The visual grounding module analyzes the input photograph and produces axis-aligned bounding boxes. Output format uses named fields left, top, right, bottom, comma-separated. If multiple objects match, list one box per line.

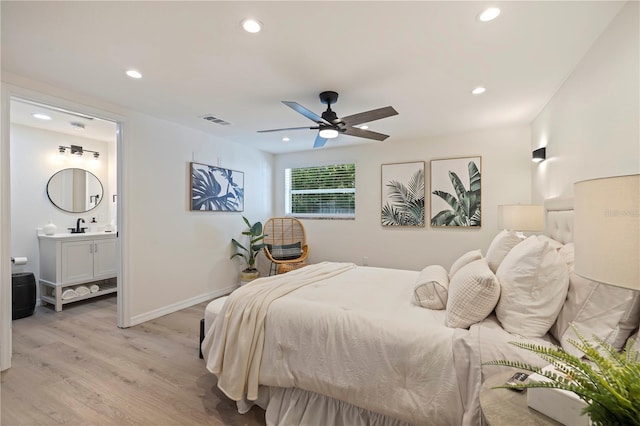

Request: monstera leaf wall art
left=430, top=156, right=481, bottom=227
left=190, top=162, right=244, bottom=212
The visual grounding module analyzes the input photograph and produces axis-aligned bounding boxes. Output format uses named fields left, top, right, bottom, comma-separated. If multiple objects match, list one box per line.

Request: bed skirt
left=238, top=386, right=413, bottom=426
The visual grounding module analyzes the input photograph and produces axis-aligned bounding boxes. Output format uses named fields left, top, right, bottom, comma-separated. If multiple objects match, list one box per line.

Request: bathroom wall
left=9, top=123, right=116, bottom=293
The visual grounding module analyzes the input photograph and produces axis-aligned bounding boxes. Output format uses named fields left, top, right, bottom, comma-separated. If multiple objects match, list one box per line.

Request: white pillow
left=445, top=259, right=500, bottom=329
left=413, top=265, right=449, bottom=310
left=449, top=249, right=483, bottom=278
left=550, top=243, right=640, bottom=356
left=485, top=230, right=524, bottom=273
left=537, top=235, right=564, bottom=251
left=495, top=236, right=569, bottom=338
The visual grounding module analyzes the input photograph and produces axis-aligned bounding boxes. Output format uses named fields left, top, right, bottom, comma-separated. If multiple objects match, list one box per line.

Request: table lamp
left=497, top=204, right=544, bottom=234
left=574, top=174, right=639, bottom=291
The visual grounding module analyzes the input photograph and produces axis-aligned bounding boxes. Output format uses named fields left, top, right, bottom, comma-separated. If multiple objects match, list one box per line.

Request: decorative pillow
left=485, top=230, right=525, bottom=273
left=445, top=259, right=500, bottom=329
left=495, top=236, right=569, bottom=338
left=550, top=243, right=640, bottom=356
left=413, top=265, right=449, bottom=310
left=449, top=249, right=483, bottom=278
left=536, top=235, right=564, bottom=251
left=267, top=242, right=302, bottom=260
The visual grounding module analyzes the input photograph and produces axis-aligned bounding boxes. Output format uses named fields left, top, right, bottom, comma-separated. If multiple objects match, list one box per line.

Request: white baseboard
left=128, top=285, right=237, bottom=327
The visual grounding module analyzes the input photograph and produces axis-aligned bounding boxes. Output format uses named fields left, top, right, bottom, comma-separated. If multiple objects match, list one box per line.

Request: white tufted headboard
left=544, top=197, right=574, bottom=244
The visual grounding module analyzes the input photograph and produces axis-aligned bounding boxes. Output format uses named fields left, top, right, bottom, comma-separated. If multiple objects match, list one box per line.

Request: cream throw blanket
left=202, top=261, right=356, bottom=401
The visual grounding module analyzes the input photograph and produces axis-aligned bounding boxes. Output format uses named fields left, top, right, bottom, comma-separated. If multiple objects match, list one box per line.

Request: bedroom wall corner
left=531, top=1, right=640, bottom=202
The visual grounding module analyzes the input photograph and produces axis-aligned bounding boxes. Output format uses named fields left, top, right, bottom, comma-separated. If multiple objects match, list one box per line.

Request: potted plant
left=230, top=216, right=267, bottom=282
left=485, top=325, right=640, bottom=425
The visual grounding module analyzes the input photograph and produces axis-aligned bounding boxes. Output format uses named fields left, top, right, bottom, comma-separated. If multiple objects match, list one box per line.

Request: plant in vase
left=230, top=216, right=267, bottom=282
left=485, top=325, right=640, bottom=426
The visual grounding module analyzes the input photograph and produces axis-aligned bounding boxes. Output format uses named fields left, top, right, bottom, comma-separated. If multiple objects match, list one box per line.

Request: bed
left=200, top=199, right=640, bottom=425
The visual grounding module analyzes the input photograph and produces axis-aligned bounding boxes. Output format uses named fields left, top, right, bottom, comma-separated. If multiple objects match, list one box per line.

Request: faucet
left=76, top=218, right=85, bottom=233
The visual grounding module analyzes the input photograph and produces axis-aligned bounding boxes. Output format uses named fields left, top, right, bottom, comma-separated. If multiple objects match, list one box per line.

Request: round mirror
left=47, top=168, right=104, bottom=213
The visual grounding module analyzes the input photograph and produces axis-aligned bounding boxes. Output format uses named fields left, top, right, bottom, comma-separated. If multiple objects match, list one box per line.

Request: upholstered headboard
left=545, top=197, right=574, bottom=244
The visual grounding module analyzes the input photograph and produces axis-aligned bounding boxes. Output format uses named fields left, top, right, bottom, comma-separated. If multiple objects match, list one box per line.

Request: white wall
left=532, top=1, right=639, bottom=201
left=124, top=111, right=273, bottom=323
left=275, top=125, right=532, bottom=271
left=9, top=124, right=114, bottom=292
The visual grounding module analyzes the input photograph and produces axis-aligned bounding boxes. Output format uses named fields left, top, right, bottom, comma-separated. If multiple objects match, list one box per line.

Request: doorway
left=8, top=96, right=121, bottom=343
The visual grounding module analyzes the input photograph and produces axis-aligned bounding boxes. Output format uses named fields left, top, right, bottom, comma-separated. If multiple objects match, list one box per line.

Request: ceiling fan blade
left=340, top=106, right=398, bottom=127
left=282, top=101, right=331, bottom=125
left=342, top=126, right=390, bottom=141
left=257, top=126, right=315, bottom=133
left=313, top=134, right=328, bottom=148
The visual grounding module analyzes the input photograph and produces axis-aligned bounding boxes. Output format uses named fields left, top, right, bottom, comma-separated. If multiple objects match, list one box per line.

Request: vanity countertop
left=37, top=231, right=117, bottom=240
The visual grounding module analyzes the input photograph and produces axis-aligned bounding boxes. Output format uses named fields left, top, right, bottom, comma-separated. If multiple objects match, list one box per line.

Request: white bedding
left=202, top=262, right=553, bottom=425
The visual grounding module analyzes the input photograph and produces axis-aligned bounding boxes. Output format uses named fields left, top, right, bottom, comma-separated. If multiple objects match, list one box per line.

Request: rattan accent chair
left=263, top=217, right=309, bottom=275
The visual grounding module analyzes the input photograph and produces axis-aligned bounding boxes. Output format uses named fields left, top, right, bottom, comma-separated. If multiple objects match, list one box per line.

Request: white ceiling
left=1, top=1, right=625, bottom=154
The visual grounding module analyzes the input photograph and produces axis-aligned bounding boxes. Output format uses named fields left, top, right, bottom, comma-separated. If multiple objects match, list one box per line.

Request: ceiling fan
left=258, top=91, right=398, bottom=148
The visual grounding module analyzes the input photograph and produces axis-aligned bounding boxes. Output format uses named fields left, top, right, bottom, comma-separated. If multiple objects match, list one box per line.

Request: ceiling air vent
left=201, top=115, right=231, bottom=126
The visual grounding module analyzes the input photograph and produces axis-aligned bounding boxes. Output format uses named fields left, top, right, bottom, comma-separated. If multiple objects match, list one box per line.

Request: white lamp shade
left=574, top=174, right=639, bottom=290
left=497, top=205, right=544, bottom=232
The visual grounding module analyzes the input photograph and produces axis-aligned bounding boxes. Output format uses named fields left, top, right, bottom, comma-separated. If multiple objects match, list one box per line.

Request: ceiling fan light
left=318, top=128, right=339, bottom=139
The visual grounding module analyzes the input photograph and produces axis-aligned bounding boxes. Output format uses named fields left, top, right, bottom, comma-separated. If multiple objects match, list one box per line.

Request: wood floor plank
left=1, top=296, right=266, bottom=425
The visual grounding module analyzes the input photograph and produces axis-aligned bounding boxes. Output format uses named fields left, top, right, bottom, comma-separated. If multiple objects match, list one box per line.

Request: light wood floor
left=1, top=295, right=266, bottom=425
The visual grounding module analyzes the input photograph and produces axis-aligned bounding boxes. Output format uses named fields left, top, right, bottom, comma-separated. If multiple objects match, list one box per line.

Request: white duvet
left=202, top=262, right=552, bottom=425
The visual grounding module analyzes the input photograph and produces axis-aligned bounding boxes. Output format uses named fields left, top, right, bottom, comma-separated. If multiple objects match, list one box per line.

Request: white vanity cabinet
left=38, top=232, right=117, bottom=311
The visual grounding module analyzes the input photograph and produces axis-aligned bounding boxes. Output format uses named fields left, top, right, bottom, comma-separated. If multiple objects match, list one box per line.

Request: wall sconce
left=532, top=147, right=546, bottom=163
left=58, top=144, right=100, bottom=159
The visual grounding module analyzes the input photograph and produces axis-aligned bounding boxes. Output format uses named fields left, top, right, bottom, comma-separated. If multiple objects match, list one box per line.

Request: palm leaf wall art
left=190, top=162, right=244, bottom=211
left=381, top=161, right=425, bottom=226
left=430, top=156, right=481, bottom=227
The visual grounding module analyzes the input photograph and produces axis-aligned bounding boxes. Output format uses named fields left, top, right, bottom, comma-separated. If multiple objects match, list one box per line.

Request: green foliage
left=485, top=324, right=640, bottom=426
left=431, top=161, right=481, bottom=226
left=230, top=216, right=266, bottom=272
left=381, top=168, right=425, bottom=226
left=191, top=165, right=243, bottom=211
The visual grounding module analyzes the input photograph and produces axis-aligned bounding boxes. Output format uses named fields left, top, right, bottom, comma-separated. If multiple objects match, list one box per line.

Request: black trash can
left=12, top=272, right=36, bottom=320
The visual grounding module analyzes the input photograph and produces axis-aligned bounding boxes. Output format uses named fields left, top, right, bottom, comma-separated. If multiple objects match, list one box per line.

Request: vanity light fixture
left=58, top=144, right=100, bottom=159
left=532, top=147, right=546, bottom=163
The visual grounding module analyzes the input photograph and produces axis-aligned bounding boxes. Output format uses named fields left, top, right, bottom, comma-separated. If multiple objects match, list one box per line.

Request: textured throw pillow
left=413, top=265, right=449, bottom=310
left=495, top=236, right=569, bottom=338
left=268, top=242, right=302, bottom=260
left=449, top=249, right=483, bottom=278
left=445, top=259, right=500, bottom=329
left=550, top=243, right=640, bottom=356
left=485, top=230, right=525, bottom=273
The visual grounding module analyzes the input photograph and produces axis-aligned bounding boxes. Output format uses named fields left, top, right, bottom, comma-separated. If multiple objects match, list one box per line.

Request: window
left=285, top=163, right=355, bottom=219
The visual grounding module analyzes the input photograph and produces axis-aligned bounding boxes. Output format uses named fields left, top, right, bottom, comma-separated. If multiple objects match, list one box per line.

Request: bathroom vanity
left=38, top=232, right=117, bottom=311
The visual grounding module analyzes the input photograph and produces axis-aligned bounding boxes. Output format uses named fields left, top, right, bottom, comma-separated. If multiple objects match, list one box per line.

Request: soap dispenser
left=90, top=217, right=98, bottom=232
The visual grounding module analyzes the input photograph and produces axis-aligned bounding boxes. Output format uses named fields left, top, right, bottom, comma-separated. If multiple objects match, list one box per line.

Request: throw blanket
left=202, top=261, right=356, bottom=401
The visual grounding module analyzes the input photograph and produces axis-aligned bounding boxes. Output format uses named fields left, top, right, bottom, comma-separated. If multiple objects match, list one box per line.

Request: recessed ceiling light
left=479, top=7, right=501, bottom=22
left=241, top=18, right=262, bottom=33
left=126, top=69, right=142, bottom=79
left=282, top=137, right=290, bottom=142
left=471, top=86, right=486, bottom=95
left=359, top=125, right=369, bottom=130
left=32, top=113, right=51, bottom=120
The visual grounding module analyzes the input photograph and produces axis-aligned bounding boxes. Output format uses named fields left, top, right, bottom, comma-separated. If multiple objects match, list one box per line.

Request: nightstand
left=480, top=371, right=562, bottom=425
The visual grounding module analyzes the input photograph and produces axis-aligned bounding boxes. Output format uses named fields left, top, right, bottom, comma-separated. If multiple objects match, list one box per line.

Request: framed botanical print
left=381, top=161, right=425, bottom=227
left=190, top=162, right=244, bottom=211
left=430, top=156, right=481, bottom=227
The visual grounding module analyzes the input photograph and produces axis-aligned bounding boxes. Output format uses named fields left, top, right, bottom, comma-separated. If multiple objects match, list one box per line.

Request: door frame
left=1, top=81, right=130, bottom=370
